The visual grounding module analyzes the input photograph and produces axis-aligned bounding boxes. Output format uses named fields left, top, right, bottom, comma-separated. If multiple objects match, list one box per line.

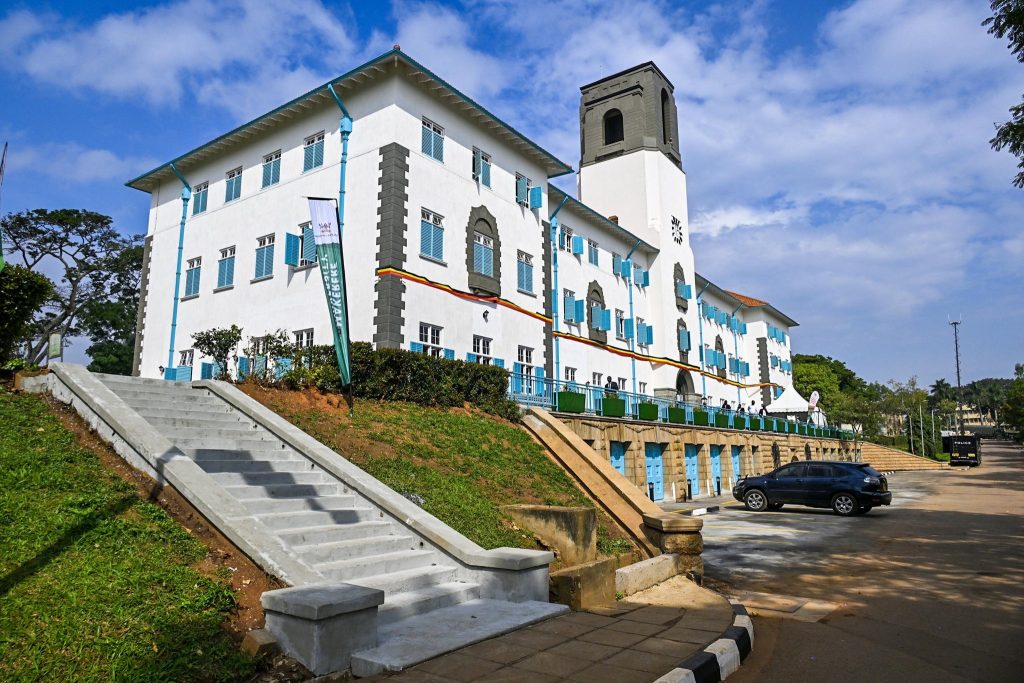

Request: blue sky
left=1, top=0, right=1021, bottom=385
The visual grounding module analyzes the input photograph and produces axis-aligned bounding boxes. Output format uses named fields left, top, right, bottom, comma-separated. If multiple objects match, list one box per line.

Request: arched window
left=715, top=335, right=726, bottom=379
left=603, top=109, right=624, bottom=145
left=661, top=89, right=670, bottom=144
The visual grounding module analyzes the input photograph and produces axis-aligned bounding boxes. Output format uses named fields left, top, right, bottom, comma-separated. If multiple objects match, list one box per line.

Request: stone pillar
left=642, top=514, right=704, bottom=577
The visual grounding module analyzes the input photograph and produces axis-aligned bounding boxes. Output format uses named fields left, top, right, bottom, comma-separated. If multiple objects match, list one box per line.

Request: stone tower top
left=578, top=62, right=681, bottom=169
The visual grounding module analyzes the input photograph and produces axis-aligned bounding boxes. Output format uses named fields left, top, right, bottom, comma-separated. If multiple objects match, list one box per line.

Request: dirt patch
left=41, top=394, right=283, bottom=639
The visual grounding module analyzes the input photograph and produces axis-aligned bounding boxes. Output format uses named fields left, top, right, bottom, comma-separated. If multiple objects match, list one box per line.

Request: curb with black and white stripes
left=654, top=603, right=754, bottom=683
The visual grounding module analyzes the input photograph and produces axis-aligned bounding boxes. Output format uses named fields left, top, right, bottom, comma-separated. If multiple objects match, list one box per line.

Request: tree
left=191, top=325, right=243, bottom=380
left=929, top=378, right=955, bottom=407
left=0, top=209, right=142, bottom=364
left=1002, top=378, right=1024, bottom=442
left=81, top=245, right=144, bottom=375
left=983, top=0, right=1024, bottom=187
left=792, top=360, right=842, bottom=411
left=0, top=265, right=53, bottom=363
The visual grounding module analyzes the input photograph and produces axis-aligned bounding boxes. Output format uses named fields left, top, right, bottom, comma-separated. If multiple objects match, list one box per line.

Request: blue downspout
left=327, top=84, right=353, bottom=237
left=167, top=163, right=191, bottom=376
left=549, top=196, right=570, bottom=391
left=731, top=304, right=743, bottom=405
left=625, top=240, right=641, bottom=398
left=696, top=282, right=711, bottom=398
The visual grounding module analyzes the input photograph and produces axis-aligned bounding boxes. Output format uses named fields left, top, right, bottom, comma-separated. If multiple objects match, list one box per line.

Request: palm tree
left=929, top=378, right=954, bottom=405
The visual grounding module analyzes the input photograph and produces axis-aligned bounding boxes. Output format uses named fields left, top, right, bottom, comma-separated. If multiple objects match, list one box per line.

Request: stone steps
left=242, top=495, right=358, bottom=515
left=293, top=535, right=419, bottom=564
left=278, top=522, right=397, bottom=546
left=208, top=470, right=334, bottom=486
left=198, top=458, right=320, bottom=474
left=254, top=507, right=381, bottom=531
left=376, top=582, right=482, bottom=626
left=315, top=550, right=439, bottom=581
left=348, top=566, right=460, bottom=596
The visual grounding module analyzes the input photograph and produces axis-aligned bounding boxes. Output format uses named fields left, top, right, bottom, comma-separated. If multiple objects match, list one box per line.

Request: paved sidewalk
left=659, top=492, right=734, bottom=514
left=367, top=576, right=735, bottom=682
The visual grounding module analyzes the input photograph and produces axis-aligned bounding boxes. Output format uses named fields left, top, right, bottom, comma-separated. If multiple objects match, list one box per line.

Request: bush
left=281, top=342, right=521, bottom=422
left=0, top=265, right=54, bottom=363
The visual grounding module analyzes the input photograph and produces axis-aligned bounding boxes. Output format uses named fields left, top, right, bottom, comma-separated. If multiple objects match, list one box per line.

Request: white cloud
left=7, top=143, right=157, bottom=184
left=0, top=1, right=355, bottom=119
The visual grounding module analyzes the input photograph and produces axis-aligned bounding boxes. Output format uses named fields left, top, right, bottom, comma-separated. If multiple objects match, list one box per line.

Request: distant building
left=128, top=49, right=797, bottom=409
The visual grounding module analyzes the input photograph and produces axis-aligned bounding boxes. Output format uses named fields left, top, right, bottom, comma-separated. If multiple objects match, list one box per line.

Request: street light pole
left=950, top=319, right=963, bottom=435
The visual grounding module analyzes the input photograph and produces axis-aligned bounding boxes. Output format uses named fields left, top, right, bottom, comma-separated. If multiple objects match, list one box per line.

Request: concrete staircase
left=858, top=441, right=947, bottom=471
left=28, top=365, right=563, bottom=676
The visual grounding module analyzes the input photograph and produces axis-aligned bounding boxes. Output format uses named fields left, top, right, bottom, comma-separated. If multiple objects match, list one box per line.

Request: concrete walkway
left=368, top=576, right=736, bottom=682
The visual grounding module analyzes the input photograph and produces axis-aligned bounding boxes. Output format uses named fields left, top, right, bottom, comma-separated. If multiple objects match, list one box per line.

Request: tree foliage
left=984, top=0, right=1024, bottom=187
left=192, top=326, right=243, bottom=380
left=0, top=265, right=54, bottom=363
left=0, top=209, right=142, bottom=364
left=82, top=245, right=144, bottom=375
left=1002, top=378, right=1024, bottom=441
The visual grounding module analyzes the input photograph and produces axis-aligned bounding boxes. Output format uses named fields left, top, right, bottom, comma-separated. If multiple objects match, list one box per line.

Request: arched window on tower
left=603, top=109, right=624, bottom=145
left=661, top=89, right=670, bottom=144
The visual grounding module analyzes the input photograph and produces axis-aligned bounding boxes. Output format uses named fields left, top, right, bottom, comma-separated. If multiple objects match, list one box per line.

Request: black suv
left=733, top=461, right=892, bottom=516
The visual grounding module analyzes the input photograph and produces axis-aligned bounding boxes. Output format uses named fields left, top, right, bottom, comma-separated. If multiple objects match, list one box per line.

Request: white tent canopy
left=765, top=385, right=810, bottom=413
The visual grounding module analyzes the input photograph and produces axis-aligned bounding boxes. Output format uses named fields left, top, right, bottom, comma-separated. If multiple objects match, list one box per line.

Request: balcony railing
left=509, top=374, right=853, bottom=440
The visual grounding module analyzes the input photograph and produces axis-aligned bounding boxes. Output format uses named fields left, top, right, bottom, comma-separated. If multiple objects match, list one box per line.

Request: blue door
left=710, top=445, right=723, bottom=496
left=731, top=445, right=742, bottom=482
left=684, top=444, right=699, bottom=498
left=610, top=441, right=626, bottom=476
left=644, top=443, right=664, bottom=501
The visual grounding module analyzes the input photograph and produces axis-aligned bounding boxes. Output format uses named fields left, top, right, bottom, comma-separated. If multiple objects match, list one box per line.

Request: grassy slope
left=0, top=387, right=255, bottom=683
left=242, top=386, right=634, bottom=554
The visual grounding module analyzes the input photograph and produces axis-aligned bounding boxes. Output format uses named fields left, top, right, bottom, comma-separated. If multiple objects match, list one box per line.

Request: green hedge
left=637, top=402, right=659, bottom=422
left=282, top=342, right=520, bottom=420
left=557, top=391, right=585, bottom=414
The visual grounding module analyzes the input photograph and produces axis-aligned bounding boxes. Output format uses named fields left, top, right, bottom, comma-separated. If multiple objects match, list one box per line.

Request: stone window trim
left=464, top=205, right=501, bottom=296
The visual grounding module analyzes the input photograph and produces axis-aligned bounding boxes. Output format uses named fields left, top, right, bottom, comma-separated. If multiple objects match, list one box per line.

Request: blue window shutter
left=237, top=357, right=250, bottom=380
left=493, top=358, right=504, bottom=368
left=433, top=132, right=444, bottom=162
left=217, top=260, right=227, bottom=288
left=304, top=144, right=315, bottom=171
left=642, top=270, right=650, bottom=287
left=467, top=352, right=477, bottom=363
left=512, top=363, right=523, bottom=393
left=431, top=225, right=443, bottom=260
left=285, top=233, right=300, bottom=267
left=443, top=348, right=454, bottom=360
left=534, top=367, right=545, bottom=397
left=601, top=308, right=611, bottom=331
left=265, top=244, right=275, bottom=275
left=483, top=245, right=494, bottom=277
left=313, top=140, right=324, bottom=168
left=646, top=325, right=654, bottom=345
left=420, top=220, right=431, bottom=256
left=571, top=235, right=584, bottom=255
left=620, top=259, right=632, bottom=278
left=563, top=295, right=575, bottom=321
left=410, top=342, right=423, bottom=353
left=612, top=253, right=621, bottom=275
left=200, top=362, right=213, bottom=380
left=303, top=224, right=317, bottom=263
left=275, top=358, right=292, bottom=379
left=254, top=356, right=267, bottom=374
left=684, top=284, right=692, bottom=298
left=473, top=242, right=484, bottom=273
left=226, top=257, right=234, bottom=285
left=624, top=319, right=634, bottom=339
left=524, top=263, right=533, bottom=291
left=472, top=148, right=482, bottom=178
left=529, top=186, right=543, bottom=209
left=421, top=126, right=432, bottom=156
left=516, top=176, right=527, bottom=204
left=262, top=162, right=272, bottom=188
left=574, top=299, right=584, bottom=323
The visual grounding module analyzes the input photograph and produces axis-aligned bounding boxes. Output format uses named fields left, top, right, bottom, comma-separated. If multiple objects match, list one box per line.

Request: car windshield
left=858, top=465, right=883, bottom=477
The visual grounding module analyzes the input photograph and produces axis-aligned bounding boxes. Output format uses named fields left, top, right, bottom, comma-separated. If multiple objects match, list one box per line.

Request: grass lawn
left=0, top=386, right=256, bottom=682
left=242, top=385, right=635, bottom=556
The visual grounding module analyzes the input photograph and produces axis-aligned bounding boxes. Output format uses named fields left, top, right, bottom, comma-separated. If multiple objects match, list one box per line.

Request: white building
left=128, top=49, right=798, bottom=411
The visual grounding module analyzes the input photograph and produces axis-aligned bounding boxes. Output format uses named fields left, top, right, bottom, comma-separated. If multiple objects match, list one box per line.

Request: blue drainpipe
left=549, top=196, right=570, bottom=389
left=166, top=163, right=191, bottom=377
left=327, top=85, right=353, bottom=237
left=731, top=303, right=744, bottom=405
left=695, top=282, right=711, bottom=398
left=624, top=240, right=641, bottom=398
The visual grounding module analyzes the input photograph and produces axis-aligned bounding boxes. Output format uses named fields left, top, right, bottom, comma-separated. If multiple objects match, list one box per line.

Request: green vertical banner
left=308, top=197, right=352, bottom=391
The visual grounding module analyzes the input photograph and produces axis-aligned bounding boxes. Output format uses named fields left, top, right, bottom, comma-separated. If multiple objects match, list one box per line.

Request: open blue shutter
left=481, top=160, right=490, bottom=187
left=512, top=363, right=523, bottom=393
left=534, top=367, right=545, bottom=397
left=601, top=308, right=611, bottom=331
left=443, top=348, right=455, bottom=360
left=237, top=357, right=250, bottom=380
left=612, top=253, right=621, bottom=275
left=285, top=233, right=300, bottom=267
left=275, top=358, right=292, bottom=379
left=574, top=299, right=585, bottom=323
left=200, top=362, right=214, bottom=380
left=472, top=149, right=482, bottom=178
left=410, top=342, right=423, bottom=353
left=563, top=295, right=575, bottom=321
left=624, top=319, right=634, bottom=339
left=645, top=325, right=654, bottom=345
left=303, top=224, right=317, bottom=263
left=620, top=259, right=631, bottom=278
left=571, top=235, right=584, bottom=255
left=493, top=359, right=504, bottom=368
left=516, top=176, right=527, bottom=204
left=466, top=352, right=477, bottom=363
left=529, top=186, right=543, bottom=209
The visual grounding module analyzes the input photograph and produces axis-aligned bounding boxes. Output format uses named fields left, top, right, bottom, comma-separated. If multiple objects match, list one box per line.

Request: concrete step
left=191, top=449, right=304, bottom=463
left=166, top=427, right=274, bottom=442
left=277, top=522, right=397, bottom=546
left=198, top=458, right=320, bottom=474
left=348, top=566, right=458, bottom=596
left=376, top=582, right=482, bottom=626
left=350, top=599, right=569, bottom=677
left=133, top=404, right=237, bottom=418
left=96, top=373, right=186, bottom=388
left=314, top=550, right=439, bottom=581
left=173, top=437, right=287, bottom=451
left=242, top=494, right=357, bottom=515
left=222, top=482, right=341, bottom=500
left=144, top=416, right=259, bottom=431
left=290, top=534, right=419, bottom=564
left=253, top=507, right=380, bottom=530
left=111, top=392, right=225, bottom=408
left=209, top=471, right=333, bottom=487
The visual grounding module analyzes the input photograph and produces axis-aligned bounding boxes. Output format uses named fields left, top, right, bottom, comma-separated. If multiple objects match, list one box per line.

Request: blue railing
left=509, top=374, right=852, bottom=439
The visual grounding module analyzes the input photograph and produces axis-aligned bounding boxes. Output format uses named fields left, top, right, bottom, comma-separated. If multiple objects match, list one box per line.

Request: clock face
left=671, top=216, right=683, bottom=244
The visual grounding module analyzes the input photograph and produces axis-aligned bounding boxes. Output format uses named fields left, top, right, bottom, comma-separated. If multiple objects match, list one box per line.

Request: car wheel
left=831, top=493, right=858, bottom=516
left=744, top=489, right=768, bottom=512
left=768, top=503, right=784, bottom=511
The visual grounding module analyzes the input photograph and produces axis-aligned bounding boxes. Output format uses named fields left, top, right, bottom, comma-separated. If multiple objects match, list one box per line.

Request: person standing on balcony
left=604, top=376, right=619, bottom=396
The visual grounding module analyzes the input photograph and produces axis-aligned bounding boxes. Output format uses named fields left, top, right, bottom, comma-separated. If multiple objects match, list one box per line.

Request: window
left=517, top=251, right=534, bottom=293
left=418, top=322, right=443, bottom=357
left=515, top=172, right=531, bottom=206
left=592, top=372, right=602, bottom=386
left=473, top=233, right=494, bottom=277
left=262, top=150, right=281, bottom=188
left=615, top=309, right=625, bottom=339
left=192, top=182, right=209, bottom=215
left=604, top=109, right=624, bottom=144
left=224, top=167, right=242, bottom=202
left=293, top=329, right=314, bottom=349
left=472, top=335, right=492, bottom=365
left=639, top=381, right=647, bottom=394
left=472, top=148, right=491, bottom=187
left=518, top=345, right=534, bottom=393
left=179, top=349, right=194, bottom=366
left=254, top=234, right=275, bottom=280
left=564, top=366, right=577, bottom=383
left=184, top=257, right=201, bottom=297
left=421, top=118, right=444, bottom=162
left=559, top=225, right=574, bottom=253
left=298, top=222, right=318, bottom=266
left=587, top=239, right=599, bottom=266
left=217, top=247, right=235, bottom=289
left=777, top=464, right=807, bottom=478
left=618, top=377, right=627, bottom=390
left=518, top=346, right=533, bottom=365
left=303, top=132, right=325, bottom=172
left=420, top=209, right=444, bottom=262
left=661, top=89, right=670, bottom=144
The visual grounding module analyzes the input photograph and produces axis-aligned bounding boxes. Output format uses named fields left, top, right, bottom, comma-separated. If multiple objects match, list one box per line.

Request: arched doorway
left=675, top=369, right=697, bottom=403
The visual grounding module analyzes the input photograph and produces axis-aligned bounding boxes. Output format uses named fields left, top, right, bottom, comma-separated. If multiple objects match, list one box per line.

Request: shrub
left=191, top=325, right=242, bottom=380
